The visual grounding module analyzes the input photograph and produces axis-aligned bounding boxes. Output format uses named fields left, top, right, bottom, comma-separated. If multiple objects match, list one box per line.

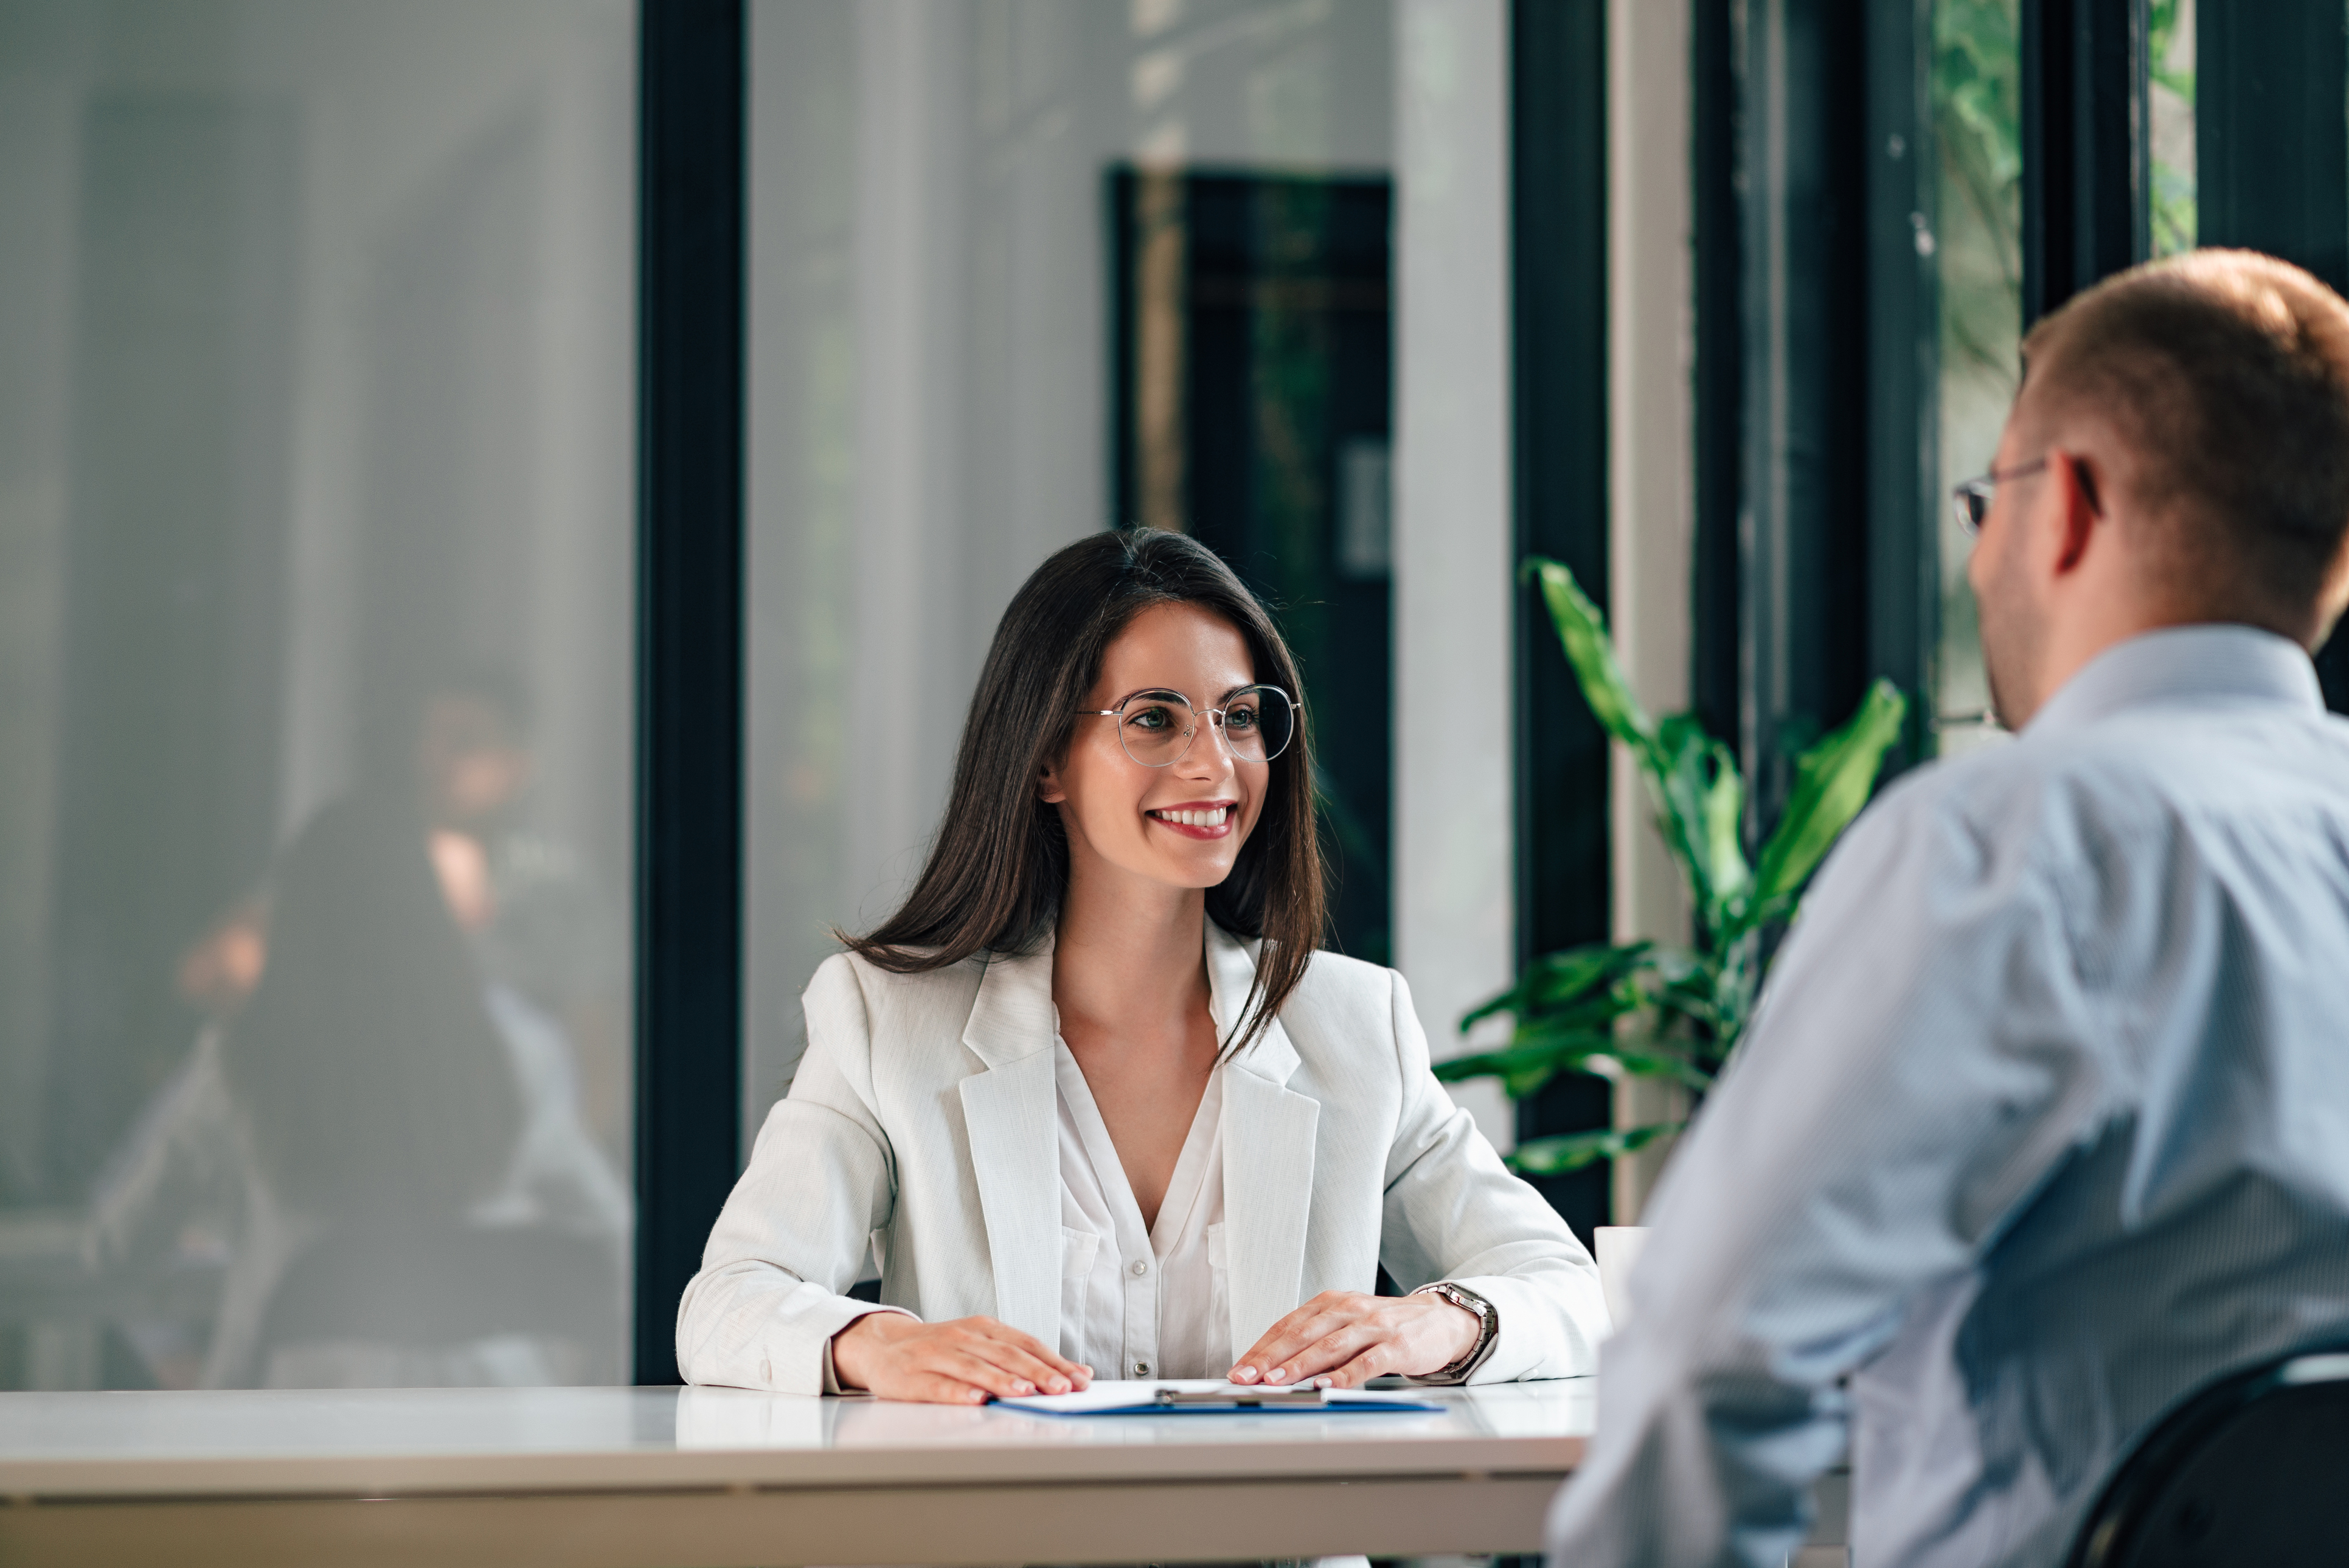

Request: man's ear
left=2050, top=448, right=2102, bottom=576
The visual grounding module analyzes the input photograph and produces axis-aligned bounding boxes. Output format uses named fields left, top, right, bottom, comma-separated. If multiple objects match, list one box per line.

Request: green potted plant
left=1433, top=558, right=1909, bottom=1174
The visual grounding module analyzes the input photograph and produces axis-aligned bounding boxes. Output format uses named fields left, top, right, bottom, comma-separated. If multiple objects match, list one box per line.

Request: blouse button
left=1129, top=1258, right=1150, bottom=1277
left=1133, top=1361, right=1151, bottom=1376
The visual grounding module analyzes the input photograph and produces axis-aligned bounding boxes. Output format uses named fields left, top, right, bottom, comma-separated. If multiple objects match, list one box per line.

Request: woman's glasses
left=1075, top=687, right=1298, bottom=768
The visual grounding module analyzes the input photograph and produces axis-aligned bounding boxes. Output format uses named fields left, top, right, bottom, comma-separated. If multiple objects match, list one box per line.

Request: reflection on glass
left=1932, top=0, right=2024, bottom=749
left=744, top=0, right=1395, bottom=1139
left=0, top=1, right=635, bottom=1390
left=2149, top=0, right=2197, bottom=258
left=1109, top=169, right=1394, bottom=963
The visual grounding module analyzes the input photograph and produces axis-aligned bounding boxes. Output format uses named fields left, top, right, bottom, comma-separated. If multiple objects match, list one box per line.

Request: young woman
left=679, top=530, right=1608, bottom=1401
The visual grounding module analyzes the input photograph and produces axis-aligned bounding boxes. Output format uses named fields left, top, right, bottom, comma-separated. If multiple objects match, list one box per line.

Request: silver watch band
left=1409, top=1281, right=1499, bottom=1384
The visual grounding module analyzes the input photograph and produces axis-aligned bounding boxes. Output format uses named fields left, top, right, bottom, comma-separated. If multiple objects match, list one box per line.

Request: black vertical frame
left=1510, top=0, right=1612, bottom=1236
left=1691, top=0, right=1744, bottom=749
left=1731, top=0, right=1873, bottom=825
left=1693, top=0, right=1951, bottom=823
left=1865, top=0, right=1938, bottom=729
left=2198, top=0, right=2349, bottom=707
left=2021, top=0, right=2148, bottom=324
left=634, top=0, right=747, bottom=1385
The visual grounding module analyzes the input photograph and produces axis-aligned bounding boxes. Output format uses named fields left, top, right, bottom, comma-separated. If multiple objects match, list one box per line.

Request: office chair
left=2068, top=1344, right=2349, bottom=1567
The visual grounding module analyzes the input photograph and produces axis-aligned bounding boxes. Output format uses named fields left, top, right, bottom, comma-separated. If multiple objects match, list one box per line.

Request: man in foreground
left=1547, top=249, right=2349, bottom=1566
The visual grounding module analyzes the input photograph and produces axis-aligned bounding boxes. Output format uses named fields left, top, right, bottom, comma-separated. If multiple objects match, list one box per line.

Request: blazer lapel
left=1209, top=926, right=1319, bottom=1362
left=955, top=942, right=1061, bottom=1346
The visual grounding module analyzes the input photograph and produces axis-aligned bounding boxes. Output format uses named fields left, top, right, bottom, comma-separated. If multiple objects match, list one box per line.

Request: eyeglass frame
left=1950, top=456, right=2050, bottom=536
left=1072, top=685, right=1300, bottom=768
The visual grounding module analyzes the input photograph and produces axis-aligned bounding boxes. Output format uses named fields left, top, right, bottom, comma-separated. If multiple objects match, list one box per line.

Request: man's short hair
left=2020, top=249, right=2349, bottom=638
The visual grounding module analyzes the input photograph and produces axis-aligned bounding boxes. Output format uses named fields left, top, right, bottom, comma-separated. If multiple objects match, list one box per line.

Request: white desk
left=0, top=1380, right=1592, bottom=1566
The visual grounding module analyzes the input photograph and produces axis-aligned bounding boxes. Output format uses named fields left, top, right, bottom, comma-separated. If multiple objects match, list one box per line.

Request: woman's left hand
left=1229, top=1289, right=1479, bottom=1389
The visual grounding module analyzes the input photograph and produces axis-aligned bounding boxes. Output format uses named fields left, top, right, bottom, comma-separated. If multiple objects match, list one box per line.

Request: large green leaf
left=1507, top=1122, right=1682, bottom=1176
left=1596, top=1040, right=1715, bottom=1092
left=1527, top=558, right=1746, bottom=918
left=1460, top=942, right=1653, bottom=1033
left=1747, top=678, right=1909, bottom=918
left=1525, top=558, right=1657, bottom=756
left=1654, top=714, right=1749, bottom=918
left=1432, top=1028, right=1620, bottom=1100
left=1493, top=556, right=1912, bottom=1163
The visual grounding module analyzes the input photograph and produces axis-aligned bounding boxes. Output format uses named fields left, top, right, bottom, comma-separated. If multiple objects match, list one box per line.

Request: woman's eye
left=1226, top=707, right=1260, bottom=731
left=1128, top=706, right=1173, bottom=730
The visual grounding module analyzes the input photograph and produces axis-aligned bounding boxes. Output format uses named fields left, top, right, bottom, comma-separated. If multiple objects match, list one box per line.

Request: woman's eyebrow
left=1108, top=682, right=1252, bottom=706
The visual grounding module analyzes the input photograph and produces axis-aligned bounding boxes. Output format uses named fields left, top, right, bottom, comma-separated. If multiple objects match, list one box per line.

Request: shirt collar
left=2025, top=623, right=2323, bottom=741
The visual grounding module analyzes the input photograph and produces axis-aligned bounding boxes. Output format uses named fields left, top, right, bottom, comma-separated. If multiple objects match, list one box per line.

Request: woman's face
left=1039, top=602, right=1271, bottom=897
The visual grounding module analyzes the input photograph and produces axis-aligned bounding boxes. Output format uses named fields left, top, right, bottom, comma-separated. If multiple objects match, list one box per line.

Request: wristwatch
left=1409, top=1281, right=1499, bottom=1384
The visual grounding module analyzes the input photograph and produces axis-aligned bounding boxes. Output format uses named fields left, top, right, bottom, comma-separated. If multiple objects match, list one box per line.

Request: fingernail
left=1313, top=1377, right=1331, bottom=1389
left=1266, top=1367, right=1286, bottom=1383
left=1014, top=1381, right=1033, bottom=1393
left=1047, top=1378, right=1067, bottom=1393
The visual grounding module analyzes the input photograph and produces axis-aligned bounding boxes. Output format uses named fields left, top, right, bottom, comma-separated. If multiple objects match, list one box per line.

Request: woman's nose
left=1179, top=714, right=1237, bottom=772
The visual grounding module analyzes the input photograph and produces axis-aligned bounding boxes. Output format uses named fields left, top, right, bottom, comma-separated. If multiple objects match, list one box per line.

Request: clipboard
left=993, top=1378, right=1443, bottom=1415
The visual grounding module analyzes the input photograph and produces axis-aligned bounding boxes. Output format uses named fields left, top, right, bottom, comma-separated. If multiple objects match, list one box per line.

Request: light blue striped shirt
left=1546, top=625, right=2349, bottom=1567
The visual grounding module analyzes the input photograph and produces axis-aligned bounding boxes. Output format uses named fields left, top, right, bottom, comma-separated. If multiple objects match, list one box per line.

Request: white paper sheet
left=993, top=1378, right=1442, bottom=1415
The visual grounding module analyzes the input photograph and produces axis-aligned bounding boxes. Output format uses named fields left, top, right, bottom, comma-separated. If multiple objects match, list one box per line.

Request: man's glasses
left=1950, top=456, right=2050, bottom=536
left=1075, top=687, right=1298, bottom=768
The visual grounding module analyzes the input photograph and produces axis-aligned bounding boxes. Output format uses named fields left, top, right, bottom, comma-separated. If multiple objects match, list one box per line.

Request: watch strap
left=1410, top=1281, right=1499, bottom=1384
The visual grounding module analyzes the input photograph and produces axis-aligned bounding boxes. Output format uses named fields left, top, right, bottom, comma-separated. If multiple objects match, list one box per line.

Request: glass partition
left=2150, top=0, right=2197, bottom=257
left=1928, top=0, right=2195, bottom=751
left=0, top=0, right=637, bottom=1389
left=743, top=0, right=1397, bottom=1144
left=1931, top=0, right=2024, bottom=751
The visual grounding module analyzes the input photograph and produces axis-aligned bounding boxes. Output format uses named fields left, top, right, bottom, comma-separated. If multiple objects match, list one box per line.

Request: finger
left=1240, top=1306, right=1365, bottom=1382
left=1268, top=1322, right=1387, bottom=1386
left=897, top=1370, right=993, bottom=1405
left=1233, top=1313, right=1341, bottom=1382
left=966, top=1323, right=1092, bottom=1388
left=925, top=1347, right=1059, bottom=1400
left=957, top=1336, right=1086, bottom=1395
left=1232, top=1291, right=1382, bottom=1381
left=1307, top=1341, right=1398, bottom=1390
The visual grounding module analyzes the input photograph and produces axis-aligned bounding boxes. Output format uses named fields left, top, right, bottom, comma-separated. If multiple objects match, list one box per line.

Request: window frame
left=633, top=0, right=748, bottom=1386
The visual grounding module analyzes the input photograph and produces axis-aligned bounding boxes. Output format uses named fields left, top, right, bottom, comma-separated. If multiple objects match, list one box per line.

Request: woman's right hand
left=831, top=1311, right=1092, bottom=1404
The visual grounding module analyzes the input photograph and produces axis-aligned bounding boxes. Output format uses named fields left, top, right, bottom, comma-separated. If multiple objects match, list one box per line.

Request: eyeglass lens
left=1953, top=479, right=1991, bottom=535
left=1117, top=688, right=1295, bottom=767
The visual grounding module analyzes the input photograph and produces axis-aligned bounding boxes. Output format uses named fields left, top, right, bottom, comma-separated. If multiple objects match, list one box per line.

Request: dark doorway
left=1109, top=168, right=1394, bottom=965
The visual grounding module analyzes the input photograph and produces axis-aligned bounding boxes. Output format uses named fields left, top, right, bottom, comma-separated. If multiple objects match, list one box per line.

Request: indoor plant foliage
left=1434, top=558, right=1909, bottom=1174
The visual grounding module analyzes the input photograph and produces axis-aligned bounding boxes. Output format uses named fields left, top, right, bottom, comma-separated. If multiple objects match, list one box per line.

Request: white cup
left=1594, top=1226, right=1650, bottom=1336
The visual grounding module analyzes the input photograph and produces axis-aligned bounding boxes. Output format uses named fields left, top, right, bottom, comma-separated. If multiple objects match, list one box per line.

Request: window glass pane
left=744, top=1, right=1396, bottom=1145
left=0, top=1, right=637, bottom=1390
left=2150, top=0, right=2197, bottom=257
left=1931, top=0, right=2022, bottom=751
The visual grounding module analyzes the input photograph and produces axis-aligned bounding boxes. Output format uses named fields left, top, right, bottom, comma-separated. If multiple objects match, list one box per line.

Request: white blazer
left=677, top=924, right=1610, bottom=1395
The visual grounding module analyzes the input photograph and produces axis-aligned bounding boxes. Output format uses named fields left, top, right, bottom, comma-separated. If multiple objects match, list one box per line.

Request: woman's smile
left=1146, top=799, right=1236, bottom=838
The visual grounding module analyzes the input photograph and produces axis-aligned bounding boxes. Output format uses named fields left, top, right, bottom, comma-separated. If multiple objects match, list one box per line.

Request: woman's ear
left=1036, top=760, right=1067, bottom=806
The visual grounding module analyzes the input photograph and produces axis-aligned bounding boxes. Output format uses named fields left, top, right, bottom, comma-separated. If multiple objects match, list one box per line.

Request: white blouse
left=1052, top=1036, right=1229, bottom=1379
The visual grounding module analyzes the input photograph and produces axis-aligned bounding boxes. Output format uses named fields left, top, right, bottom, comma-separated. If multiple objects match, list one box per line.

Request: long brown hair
left=847, top=529, right=1325, bottom=1051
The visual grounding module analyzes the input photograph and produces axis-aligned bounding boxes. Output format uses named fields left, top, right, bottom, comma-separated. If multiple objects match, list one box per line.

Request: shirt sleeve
left=1544, top=783, right=2109, bottom=1567
left=675, top=954, right=915, bottom=1394
left=1378, top=970, right=1612, bottom=1382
